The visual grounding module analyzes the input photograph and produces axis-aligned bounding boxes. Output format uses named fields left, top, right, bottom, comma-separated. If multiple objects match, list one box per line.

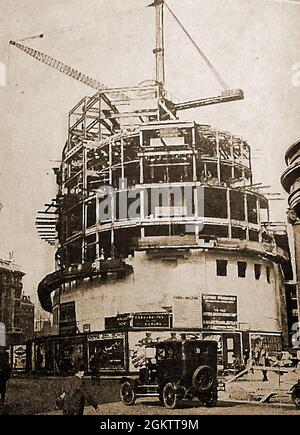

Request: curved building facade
left=36, top=85, right=289, bottom=370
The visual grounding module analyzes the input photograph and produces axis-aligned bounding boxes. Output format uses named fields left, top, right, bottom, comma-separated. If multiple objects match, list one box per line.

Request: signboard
left=105, top=314, right=131, bottom=331
left=132, top=313, right=171, bottom=329
left=59, top=302, right=77, bottom=336
left=202, top=295, right=237, bottom=330
left=105, top=312, right=171, bottom=330
left=173, top=296, right=201, bottom=328
left=88, top=332, right=125, bottom=342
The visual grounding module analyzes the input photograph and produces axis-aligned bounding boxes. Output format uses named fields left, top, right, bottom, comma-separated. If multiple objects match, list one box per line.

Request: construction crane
left=172, top=89, right=244, bottom=112
left=9, top=40, right=128, bottom=109
left=9, top=0, right=244, bottom=119
left=150, top=0, right=244, bottom=112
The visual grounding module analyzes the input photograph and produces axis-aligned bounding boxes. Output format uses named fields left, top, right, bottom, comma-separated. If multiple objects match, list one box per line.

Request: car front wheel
left=163, top=383, right=180, bottom=409
left=120, top=381, right=136, bottom=406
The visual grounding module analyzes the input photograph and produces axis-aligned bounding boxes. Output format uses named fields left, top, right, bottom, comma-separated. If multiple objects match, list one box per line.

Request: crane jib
left=9, top=40, right=128, bottom=107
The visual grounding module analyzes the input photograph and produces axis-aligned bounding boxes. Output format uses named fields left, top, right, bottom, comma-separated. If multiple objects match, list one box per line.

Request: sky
left=0, top=0, right=300, bottom=308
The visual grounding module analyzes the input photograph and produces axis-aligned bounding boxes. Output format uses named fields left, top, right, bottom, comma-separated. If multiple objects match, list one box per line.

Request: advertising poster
left=12, top=345, right=27, bottom=372
left=53, top=337, right=84, bottom=373
left=250, top=333, right=282, bottom=355
left=59, top=301, right=77, bottom=336
left=35, top=342, right=46, bottom=371
left=88, top=332, right=126, bottom=372
left=202, top=294, right=238, bottom=330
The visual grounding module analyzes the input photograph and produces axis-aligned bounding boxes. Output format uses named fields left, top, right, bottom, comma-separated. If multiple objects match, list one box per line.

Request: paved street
left=45, top=398, right=300, bottom=416
left=4, top=374, right=299, bottom=415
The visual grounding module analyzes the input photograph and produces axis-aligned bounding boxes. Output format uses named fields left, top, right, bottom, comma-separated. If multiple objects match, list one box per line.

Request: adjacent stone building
left=281, top=139, right=300, bottom=347
left=20, top=295, right=35, bottom=341
left=0, top=258, right=34, bottom=345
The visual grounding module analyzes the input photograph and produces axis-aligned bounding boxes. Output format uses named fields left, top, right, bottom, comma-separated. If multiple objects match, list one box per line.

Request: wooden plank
left=226, top=368, right=249, bottom=383
left=260, top=392, right=277, bottom=403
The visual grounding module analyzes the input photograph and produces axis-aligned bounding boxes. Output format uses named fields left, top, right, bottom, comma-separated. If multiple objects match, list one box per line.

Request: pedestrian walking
left=58, top=362, right=99, bottom=415
left=0, top=347, right=11, bottom=409
left=252, top=342, right=261, bottom=366
left=232, top=354, right=242, bottom=373
left=243, top=349, right=250, bottom=367
left=259, top=346, right=269, bottom=382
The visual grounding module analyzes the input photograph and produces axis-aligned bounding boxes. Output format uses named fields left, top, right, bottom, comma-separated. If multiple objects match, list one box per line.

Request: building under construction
left=10, top=1, right=291, bottom=373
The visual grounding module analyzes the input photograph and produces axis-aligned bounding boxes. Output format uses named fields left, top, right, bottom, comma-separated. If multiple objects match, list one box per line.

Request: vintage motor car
left=291, top=379, right=300, bottom=408
left=120, top=339, right=218, bottom=409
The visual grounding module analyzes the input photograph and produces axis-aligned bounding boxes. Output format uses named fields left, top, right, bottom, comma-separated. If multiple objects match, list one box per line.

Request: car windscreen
left=157, top=343, right=182, bottom=361
left=183, top=341, right=216, bottom=359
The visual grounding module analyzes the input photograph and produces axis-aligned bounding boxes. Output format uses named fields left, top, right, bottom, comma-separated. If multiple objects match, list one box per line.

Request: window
left=247, top=195, right=258, bottom=224
left=237, top=261, right=247, bottom=278
left=254, top=264, right=261, bottom=280
left=216, top=260, right=228, bottom=277
left=266, top=266, right=271, bottom=284
left=204, top=187, right=227, bottom=219
left=230, top=191, right=245, bottom=221
left=157, top=348, right=166, bottom=360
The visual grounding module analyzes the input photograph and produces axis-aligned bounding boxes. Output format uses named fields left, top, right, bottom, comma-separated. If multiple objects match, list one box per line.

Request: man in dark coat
left=61, top=363, right=99, bottom=415
left=0, top=347, right=11, bottom=407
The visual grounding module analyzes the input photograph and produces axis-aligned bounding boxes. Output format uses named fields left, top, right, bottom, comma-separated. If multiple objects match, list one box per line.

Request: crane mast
left=153, top=0, right=165, bottom=92
left=149, top=0, right=244, bottom=111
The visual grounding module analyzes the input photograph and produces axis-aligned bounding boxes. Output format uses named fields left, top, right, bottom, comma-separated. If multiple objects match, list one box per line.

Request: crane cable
left=17, top=34, right=45, bottom=43
left=164, top=1, right=229, bottom=91
left=13, top=3, right=149, bottom=43
left=9, top=3, right=149, bottom=102
left=11, top=1, right=230, bottom=94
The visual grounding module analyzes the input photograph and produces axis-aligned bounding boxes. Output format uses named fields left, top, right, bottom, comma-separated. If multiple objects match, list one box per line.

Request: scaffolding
left=44, top=83, right=275, bottom=272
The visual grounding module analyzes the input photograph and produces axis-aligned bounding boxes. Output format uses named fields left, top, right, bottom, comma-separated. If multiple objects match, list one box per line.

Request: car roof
left=146, top=339, right=215, bottom=348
